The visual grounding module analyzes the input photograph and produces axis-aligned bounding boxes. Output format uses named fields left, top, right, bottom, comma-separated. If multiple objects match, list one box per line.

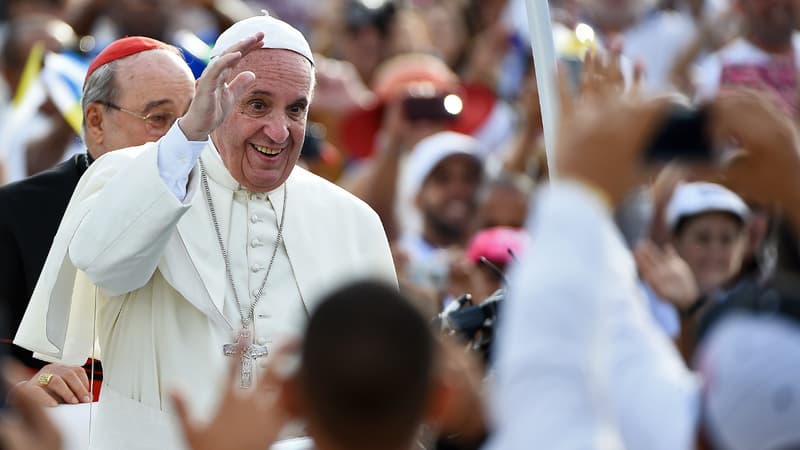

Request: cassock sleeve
left=68, top=128, right=202, bottom=296
left=15, top=133, right=205, bottom=363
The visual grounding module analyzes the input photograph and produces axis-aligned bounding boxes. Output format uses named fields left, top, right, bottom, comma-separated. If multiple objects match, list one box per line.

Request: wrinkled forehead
left=234, top=48, right=316, bottom=92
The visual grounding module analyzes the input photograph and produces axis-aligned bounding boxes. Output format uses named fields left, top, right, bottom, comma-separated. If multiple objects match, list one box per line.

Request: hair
left=81, top=60, right=119, bottom=121
left=300, top=280, right=435, bottom=450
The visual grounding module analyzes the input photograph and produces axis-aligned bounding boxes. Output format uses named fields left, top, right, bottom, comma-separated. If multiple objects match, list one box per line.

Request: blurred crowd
left=2, top=0, right=800, bottom=449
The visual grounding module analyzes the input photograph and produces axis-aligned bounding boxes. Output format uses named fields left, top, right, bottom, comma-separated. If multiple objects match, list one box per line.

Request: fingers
left=43, top=375, right=79, bottom=405
left=0, top=417, right=28, bottom=450
left=4, top=381, right=61, bottom=443
left=60, top=370, right=91, bottom=404
left=226, top=70, right=257, bottom=100
left=223, top=32, right=265, bottom=59
left=556, top=66, right=574, bottom=117
left=73, top=366, right=90, bottom=391
left=663, top=244, right=681, bottom=260
left=201, top=32, right=265, bottom=86
left=711, top=89, right=787, bottom=145
left=630, top=62, right=645, bottom=96
left=7, top=383, right=58, bottom=408
left=634, top=240, right=660, bottom=276
left=261, top=340, right=301, bottom=387
left=202, top=51, right=243, bottom=87
left=579, top=51, right=595, bottom=95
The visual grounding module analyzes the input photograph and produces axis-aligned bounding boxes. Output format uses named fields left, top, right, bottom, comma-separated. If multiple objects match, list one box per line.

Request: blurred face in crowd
left=577, top=0, right=657, bottom=31
left=213, top=49, right=313, bottom=192
left=86, top=50, right=194, bottom=157
left=416, top=155, right=482, bottom=241
left=6, top=0, right=62, bottom=19
left=673, top=212, right=749, bottom=293
left=476, top=184, right=529, bottom=230
left=421, top=3, right=468, bottom=68
left=107, top=0, right=175, bottom=41
left=342, top=24, right=385, bottom=83
left=1, top=16, right=75, bottom=93
left=738, top=0, right=796, bottom=50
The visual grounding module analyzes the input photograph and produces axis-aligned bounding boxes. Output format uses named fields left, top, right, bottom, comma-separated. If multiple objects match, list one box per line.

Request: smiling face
left=416, top=154, right=482, bottom=242
left=87, top=49, right=195, bottom=158
left=673, top=212, right=749, bottom=293
left=211, top=49, right=314, bottom=192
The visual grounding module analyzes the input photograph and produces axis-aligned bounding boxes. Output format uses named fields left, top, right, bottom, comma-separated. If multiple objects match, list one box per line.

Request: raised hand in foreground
left=171, top=341, right=298, bottom=450
left=634, top=239, right=700, bottom=310
left=178, top=32, right=265, bottom=141
left=0, top=363, right=63, bottom=450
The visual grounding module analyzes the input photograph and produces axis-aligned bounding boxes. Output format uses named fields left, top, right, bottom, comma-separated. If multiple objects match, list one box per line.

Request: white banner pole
left=523, top=0, right=559, bottom=178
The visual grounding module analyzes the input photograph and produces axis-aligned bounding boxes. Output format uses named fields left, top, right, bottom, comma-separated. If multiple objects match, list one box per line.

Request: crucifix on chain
left=223, top=329, right=268, bottom=388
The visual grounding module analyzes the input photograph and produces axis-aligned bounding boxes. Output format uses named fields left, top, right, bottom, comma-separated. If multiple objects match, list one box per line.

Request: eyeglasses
left=96, top=101, right=177, bottom=134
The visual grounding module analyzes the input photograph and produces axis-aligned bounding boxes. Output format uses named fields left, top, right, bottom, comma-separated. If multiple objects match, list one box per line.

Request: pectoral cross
left=223, top=329, right=268, bottom=388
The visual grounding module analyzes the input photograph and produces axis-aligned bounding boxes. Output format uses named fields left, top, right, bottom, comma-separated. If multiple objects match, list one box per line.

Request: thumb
left=226, top=71, right=256, bottom=101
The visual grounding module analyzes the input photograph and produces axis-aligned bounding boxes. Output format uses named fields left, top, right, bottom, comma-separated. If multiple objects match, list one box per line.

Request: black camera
left=438, top=289, right=504, bottom=363
left=645, top=104, right=714, bottom=164
left=402, top=94, right=462, bottom=122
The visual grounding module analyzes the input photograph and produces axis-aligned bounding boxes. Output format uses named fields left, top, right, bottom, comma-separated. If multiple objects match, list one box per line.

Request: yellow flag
left=12, top=41, right=45, bottom=107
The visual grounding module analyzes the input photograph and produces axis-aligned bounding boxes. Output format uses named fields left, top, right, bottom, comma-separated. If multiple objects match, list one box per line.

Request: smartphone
left=402, top=95, right=461, bottom=122
left=644, top=105, right=714, bottom=163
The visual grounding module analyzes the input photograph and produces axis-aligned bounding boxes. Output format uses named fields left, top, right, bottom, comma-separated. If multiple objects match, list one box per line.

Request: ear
left=84, top=102, right=106, bottom=146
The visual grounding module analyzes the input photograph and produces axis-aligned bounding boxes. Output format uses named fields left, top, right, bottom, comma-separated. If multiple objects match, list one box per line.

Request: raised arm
left=68, top=34, right=263, bottom=295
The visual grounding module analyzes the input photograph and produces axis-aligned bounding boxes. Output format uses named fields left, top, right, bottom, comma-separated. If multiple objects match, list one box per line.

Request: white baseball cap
left=404, top=131, right=484, bottom=195
left=697, top=314, right=800, bottom=450
left=210, top=11, right=314, bottom=65
left=666, top=182, right=750, bottom=231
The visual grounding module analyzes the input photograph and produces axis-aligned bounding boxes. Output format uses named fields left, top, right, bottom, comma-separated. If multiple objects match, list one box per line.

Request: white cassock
left=14, top=124, right=397, bottom=449
left=486, top=180, right=699, bottom=450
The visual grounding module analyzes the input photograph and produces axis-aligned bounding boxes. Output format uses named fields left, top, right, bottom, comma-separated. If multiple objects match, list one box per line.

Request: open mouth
left=251, top=143, right=284, bottom=157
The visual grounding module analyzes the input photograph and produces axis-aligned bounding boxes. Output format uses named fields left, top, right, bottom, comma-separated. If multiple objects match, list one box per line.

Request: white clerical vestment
left=14, top=128, right=397, bottom=449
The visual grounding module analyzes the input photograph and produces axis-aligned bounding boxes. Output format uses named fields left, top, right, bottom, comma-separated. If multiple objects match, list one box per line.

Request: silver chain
left=199, top=158, right=287, bottom=329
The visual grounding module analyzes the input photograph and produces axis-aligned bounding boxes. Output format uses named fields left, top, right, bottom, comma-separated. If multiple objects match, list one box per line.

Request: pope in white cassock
left=14, top=13, right=397, bottom=450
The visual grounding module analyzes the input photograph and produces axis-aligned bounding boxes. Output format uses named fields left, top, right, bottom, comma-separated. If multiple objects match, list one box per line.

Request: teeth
left=253, top=144, right=282, bottom=156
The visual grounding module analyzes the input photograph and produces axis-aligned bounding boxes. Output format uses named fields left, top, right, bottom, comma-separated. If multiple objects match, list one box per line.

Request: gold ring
left=38, top=373, right=54, bottom=386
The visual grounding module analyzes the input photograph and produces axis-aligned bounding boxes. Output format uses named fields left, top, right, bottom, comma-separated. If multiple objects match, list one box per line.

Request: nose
left=449, top=176, right=478, bottom=200
left=261, top=114, right=290, bottom=146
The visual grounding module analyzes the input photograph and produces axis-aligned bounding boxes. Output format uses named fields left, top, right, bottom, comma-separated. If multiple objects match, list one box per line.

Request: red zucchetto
left=85, top=36, right=172, bottom=82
